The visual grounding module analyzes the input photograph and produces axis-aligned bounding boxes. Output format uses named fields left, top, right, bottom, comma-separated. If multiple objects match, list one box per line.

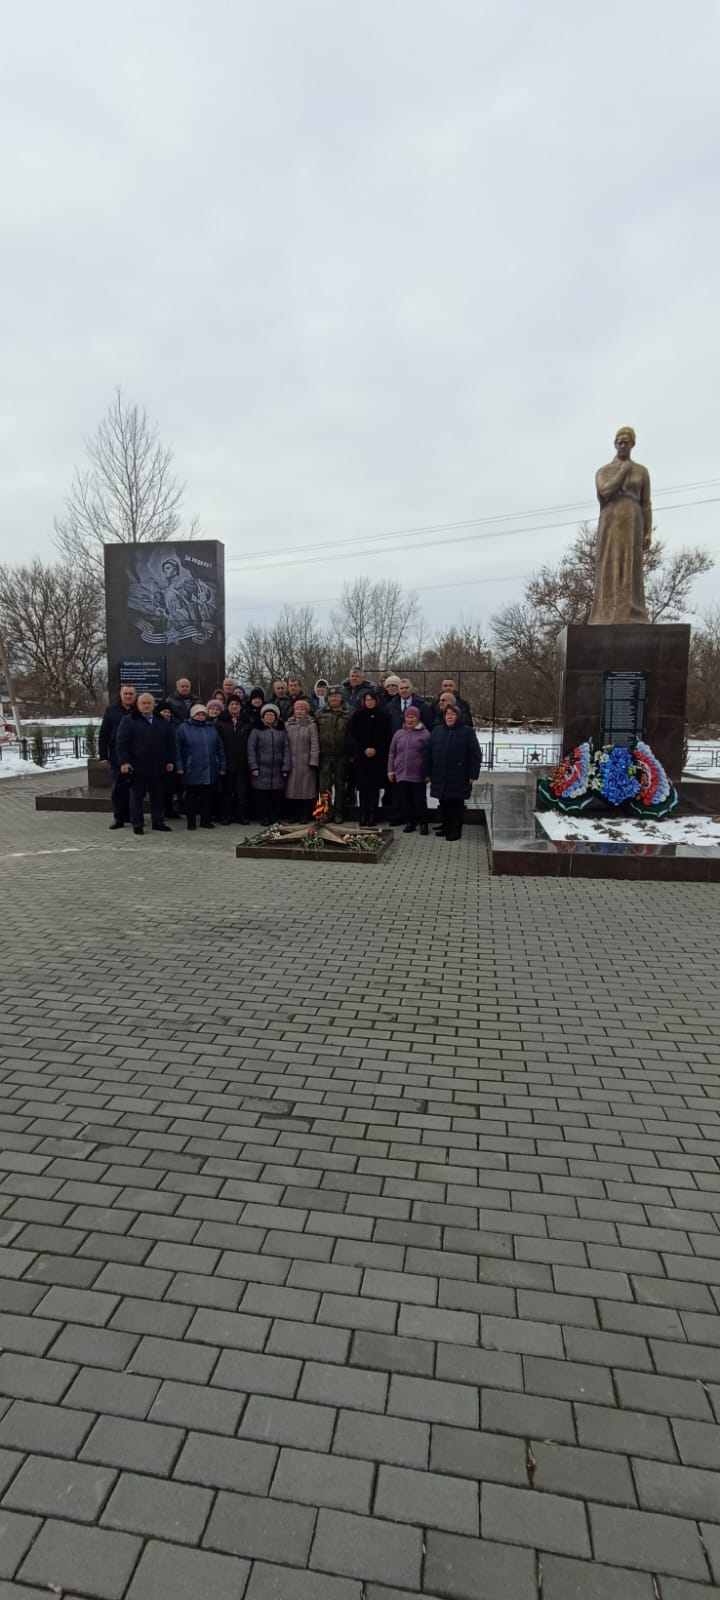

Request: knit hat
left=261, top=703, right=280, bottom=719
left=207, top=698, right=223, bottom=713
left=227, top=692, right=243, bottom=706
left=190, top=703, right=208, bottom=718
left=384, top=675, right=401, bottom=688
left=403, top=704, right=421, bottom=722
left=293, top=698, right=311, bottom=712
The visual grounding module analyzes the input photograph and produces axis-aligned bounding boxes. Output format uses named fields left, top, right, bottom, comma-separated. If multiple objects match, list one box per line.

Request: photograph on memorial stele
left=104, top=540, right=225, bottom=701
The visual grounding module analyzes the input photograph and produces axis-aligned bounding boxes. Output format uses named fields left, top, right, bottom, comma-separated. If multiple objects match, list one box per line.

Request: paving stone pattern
left=1, top=773, right=720, bottom=1597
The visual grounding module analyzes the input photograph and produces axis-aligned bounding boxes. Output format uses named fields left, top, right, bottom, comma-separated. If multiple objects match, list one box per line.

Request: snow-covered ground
left=537, top=812, right=720, bottom=847
left=0, top=745, right=85, bottom=780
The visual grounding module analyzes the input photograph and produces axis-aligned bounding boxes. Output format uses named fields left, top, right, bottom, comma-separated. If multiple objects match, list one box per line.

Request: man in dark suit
left=384, top=677, right=432, bottom=734
left=116, top=693, right=175, bottom=836
left=98, top=683, right=137, bottom=829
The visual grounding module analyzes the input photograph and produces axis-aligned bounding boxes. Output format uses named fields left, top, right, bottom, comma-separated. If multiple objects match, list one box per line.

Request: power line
left=228, top=493, right=720, bottom=578
left=226, top=569, right=532, bottom=616
left=226, top=476, right=720, bottom=568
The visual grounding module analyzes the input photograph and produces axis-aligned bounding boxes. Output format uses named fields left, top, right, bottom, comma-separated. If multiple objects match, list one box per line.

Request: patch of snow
left=536, top=812, right=720, bottom=847
left=0, top=748, right=85, bottom=780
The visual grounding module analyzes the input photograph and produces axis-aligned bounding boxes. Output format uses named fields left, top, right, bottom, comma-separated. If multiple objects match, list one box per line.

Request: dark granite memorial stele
left=105, top=540, right=225, bottom=703
left=556, top=623, right=690, bottom=782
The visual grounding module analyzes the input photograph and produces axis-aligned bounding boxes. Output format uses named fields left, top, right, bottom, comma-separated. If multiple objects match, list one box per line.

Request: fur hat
left=190, top=703, right=208, bottom=718
left=261, top=703, right=280, bottom=719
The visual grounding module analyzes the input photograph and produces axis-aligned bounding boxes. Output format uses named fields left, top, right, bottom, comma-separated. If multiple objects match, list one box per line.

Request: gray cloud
left=1, top=0, right=718, bottom=642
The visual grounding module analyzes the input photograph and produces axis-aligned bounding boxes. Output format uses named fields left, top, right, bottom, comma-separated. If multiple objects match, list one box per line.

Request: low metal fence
left=0, top=734, right=91, bottom=765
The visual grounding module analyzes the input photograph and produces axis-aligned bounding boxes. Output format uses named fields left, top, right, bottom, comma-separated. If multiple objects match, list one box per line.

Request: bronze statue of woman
left=589, top=427, right=652, bottom=625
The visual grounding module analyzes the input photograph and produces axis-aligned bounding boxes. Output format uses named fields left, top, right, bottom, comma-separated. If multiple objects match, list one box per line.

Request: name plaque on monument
left=601, top=669, right=647, bottom=748
left=118, top=658, right=166, bottom=701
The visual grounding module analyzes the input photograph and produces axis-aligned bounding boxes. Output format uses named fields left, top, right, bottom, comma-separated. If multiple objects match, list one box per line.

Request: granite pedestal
left=557, top=623, right=690, bottom=781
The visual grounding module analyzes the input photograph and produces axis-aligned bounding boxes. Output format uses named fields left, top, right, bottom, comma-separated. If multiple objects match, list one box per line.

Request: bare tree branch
left=54, top=388, right=194, bottom=581
left=0, top=561, right=105, bottom=712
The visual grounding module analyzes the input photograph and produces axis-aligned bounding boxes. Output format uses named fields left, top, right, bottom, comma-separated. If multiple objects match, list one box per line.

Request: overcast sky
left=2, top=0, right=719, bottom=645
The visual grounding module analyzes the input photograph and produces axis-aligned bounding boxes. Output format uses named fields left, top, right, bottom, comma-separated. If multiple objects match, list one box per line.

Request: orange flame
left=313, top=791, right=331, bottom=821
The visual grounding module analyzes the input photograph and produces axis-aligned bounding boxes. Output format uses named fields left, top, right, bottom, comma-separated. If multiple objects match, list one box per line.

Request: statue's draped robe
left=589, top=459, right=651, bottom=625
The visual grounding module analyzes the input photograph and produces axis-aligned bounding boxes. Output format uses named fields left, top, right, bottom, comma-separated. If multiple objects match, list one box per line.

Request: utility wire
left=229, top=493, right=720, bottom=576
left=226, top=476, right=720, bottom=567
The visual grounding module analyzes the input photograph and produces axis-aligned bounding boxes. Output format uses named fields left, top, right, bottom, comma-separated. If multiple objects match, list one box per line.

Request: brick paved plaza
left=1, top=772, right=720, bottom=1599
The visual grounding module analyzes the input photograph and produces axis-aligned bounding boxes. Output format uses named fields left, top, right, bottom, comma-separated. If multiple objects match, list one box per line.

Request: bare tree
left=332, top=579, right=423, bottom=670
left=229, top=606, right=344, bottom=690
left=491, top=525, right=714, bottom=719
left=687, top=607, right=720, bottom=733
left=0, top=561, right=106, bottom=713
left=54, top=388, right=195, bottom=580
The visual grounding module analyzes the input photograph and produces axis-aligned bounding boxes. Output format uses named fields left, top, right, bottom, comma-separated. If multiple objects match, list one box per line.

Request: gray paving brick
left=431, top=1422, right=527, bottom=1485
left=246, top=1565, right=361, bottom=1600
left=63, top=1367, right=158, bottom=1419
left=34, top=1285, right=120, bottom=1326
left=3, top=1451, right=116, bottom=1522
left=435, top=1344, right=523, bottom=1391
left=375, top=1462, right=478, bottom=1533
left=482, top=1312, right=564, bottom=1356
left=309, top=1507, right=422, bottom=1588
left=532, top=1440, right=636, bottom=1505
left=563, top=1325, right=653, bottom=1370
left=205, top=1489, right=315, bottom=1566
left=240, top=1394, right=335, bottom=1450
left=19, top=1519, right=141, bottom=1599
left=0, top=1511, right=41, bottom=1580
left=396, top=1304, right=477, bottom=1344
left=186, top=1306, right=270, bottom=1350
left=614, top=1369, right=713, bottom=1422
left=575, top=1401, right=675, bottom=1460
left=109, top=1296, right=193, bottom=1338
left=129, top=1332, right=219, bottom=1383
left=102, top=1469, right=212, bottom=1543
left=271, top=1447, right=373, bottom=1512
left=175, top=1430, right=276, bottom=1493
left=350, top=1329, right=434, bottom=1376
left=424, top=1529, right=537, bottom=1599
left=267, top=1319, right=350, bottom=1364
left=0, top=1400, right=93, bottom=1459
left=703, top=1524, right=720, bottom=1584
left=540, top=1553, right=654, bottom=1599
left=126, top=1540, right=249, bottom=1600
left=634, top=1457, right=720, bottom=1520
left=482, top=1482, right=591, bottom=1557
left=482, top=1389, right=576, bottom=1443
left=389, top=1372, right=478, bottom=1427
left=213, top=1349, right=301, bottom=1398
left=299, top=1361, right=388, bottom=1413
left=0, top=1312, right=59, bottom=1355
left=49, top=1322, right=139, bottom=1370
left=362, top=1269, right=438, bottom=1305
left=149, top=1379, right=246, bottom=1434
left=673, top=1418, right=720, bottom=1469
left=0, top=1350, right=78, bottom=1406
left=590, top=1503, right=708, bottom=1579
left=80, top=1414, right=183, bottom=1475
left=333, top=1408, right=428, bottom=1468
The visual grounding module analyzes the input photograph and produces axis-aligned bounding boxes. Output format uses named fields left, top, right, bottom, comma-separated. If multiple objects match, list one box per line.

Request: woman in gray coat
left=247, top=705, right=291, bottom=826
left=284, top=700, right=320, bottom=821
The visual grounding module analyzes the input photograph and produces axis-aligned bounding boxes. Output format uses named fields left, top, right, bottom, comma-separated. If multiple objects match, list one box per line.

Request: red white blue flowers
left=539, top=741, right=678, bottom=818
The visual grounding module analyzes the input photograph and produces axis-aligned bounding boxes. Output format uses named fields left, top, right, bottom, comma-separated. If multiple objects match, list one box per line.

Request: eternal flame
left=588, top=426, right=652, bottom=625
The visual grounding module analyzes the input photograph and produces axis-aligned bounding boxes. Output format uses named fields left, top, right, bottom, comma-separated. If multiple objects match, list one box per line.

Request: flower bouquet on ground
left=538, top=740, right=678, bottom=818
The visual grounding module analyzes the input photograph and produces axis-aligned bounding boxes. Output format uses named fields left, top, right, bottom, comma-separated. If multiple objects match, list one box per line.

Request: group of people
left=98, top=668, right=481, bottom=841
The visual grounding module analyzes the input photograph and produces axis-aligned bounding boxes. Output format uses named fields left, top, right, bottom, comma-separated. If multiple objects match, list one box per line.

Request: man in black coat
left=430, top=676, right=473, bottom=727
left=98, top=684, right=137, bottom=829
left=116, top=693, right=175, bottom=835
left=384, top=677, right=432, bottom=734
left=167, top=677, right=194, bottom=721
left=215, top=693, right=252, bottom=824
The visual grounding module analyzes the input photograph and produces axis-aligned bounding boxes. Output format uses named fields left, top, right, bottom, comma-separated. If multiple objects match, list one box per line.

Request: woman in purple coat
left=387, top=705, right=431, bottom=835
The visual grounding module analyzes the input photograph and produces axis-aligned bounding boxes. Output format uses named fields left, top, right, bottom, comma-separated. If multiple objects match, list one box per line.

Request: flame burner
left=312, top=791, right=331, bottom=822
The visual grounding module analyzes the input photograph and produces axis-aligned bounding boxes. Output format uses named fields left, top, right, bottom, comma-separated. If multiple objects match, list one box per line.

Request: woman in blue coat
left=175, top=704, right=226, bottom=831
left=426, top=704, right=481, bottom=841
